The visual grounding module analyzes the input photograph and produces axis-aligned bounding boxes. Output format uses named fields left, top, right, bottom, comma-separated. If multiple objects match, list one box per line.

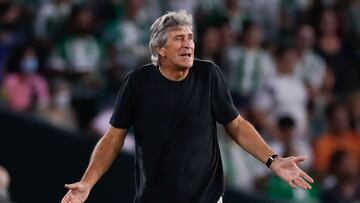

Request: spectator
left=166, top=0, right=198, bottom=17
left=198, top=14, right=234, bottom=75
left=240, top=0, right=282, bottom=41
left=0, top=0, right=24, bottom=83
left=345, top=0, right=360, bottom=70
left=38, top=78, right=78, bottom=131
left=321, top=150, right=360, bottom=203
left=220, top=0, right=248, bottom=35
left=227, top=20, right=275, bottom=115
left=253, top=44, right=308, bottom=139
left=347, top=90, right=360, bottom=134
left=313, top=102, right=360, bottom=181
left=315, top=8, right=356, bottom=96
left=49, top=6, right=103, bottom=75
left=295, top=24, right=326, bottom=101
left=1, top=43, right=49, bottom=112
left=265, top=116, right=319, bottom=203
left=269, top=116, right=313, bottom=169
left=196, top=24, right=222, bottom=66
left=49, top=6, right=104, bottom=131
left=307, top=67, right=336, bottom=140
left=0, top=165, right=12, bottom=203
left=34, top=0, right=75, bottom=42
left=102, top=0, right=151, bottom=72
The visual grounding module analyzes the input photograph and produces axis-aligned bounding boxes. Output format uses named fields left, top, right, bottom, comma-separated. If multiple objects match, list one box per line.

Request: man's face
left=159, top=26, right=195, bottom=69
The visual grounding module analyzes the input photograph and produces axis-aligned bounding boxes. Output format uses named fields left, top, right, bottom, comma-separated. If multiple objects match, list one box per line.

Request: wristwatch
left=266, top=154, right=279, bottom=168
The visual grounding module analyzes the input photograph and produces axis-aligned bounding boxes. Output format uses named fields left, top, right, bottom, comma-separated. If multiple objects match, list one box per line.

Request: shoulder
left=125, top=64, right=156, bottom=83
left=4, top=73, right=20, bottom=84
left=193, top=58, right=222, bottom=76
left=126, top=63, right=156, bottom=79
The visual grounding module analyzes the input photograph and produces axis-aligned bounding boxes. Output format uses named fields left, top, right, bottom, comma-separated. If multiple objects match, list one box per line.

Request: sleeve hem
left=219, top=111, right=239, bottom=125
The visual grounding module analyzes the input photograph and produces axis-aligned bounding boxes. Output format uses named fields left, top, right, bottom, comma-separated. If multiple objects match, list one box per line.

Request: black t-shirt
left=110, top=59, right=238, bottom=203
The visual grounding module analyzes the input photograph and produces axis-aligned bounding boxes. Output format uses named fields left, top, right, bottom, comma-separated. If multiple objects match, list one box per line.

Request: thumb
left=65, top=183, right=80, bottom=190
left=293, top=156, right=307, bottom=163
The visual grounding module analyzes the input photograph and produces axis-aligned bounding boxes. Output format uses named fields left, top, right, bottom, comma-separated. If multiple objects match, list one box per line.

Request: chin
left=178, top=64, right=192, bottom=70
left=179, top=61, right=194, bottom=69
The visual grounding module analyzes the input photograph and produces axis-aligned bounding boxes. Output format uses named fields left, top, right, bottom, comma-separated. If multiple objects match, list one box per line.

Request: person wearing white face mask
left=2, top=45, right=49, bottom=112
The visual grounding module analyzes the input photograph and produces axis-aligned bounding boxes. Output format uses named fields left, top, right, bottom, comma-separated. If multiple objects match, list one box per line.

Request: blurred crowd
left=1, top=0, right=360, bottom=202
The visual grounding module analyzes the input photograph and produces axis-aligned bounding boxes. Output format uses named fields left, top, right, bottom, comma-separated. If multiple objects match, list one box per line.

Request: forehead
left=167, top=26, right=193, bottom=36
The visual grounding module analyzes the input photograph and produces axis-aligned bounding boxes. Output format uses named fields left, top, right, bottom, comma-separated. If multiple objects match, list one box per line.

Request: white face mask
left=21, top=57, right=39, bottom=74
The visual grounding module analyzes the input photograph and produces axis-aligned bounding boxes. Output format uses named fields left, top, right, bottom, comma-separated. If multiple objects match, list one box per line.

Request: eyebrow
left=173, top=33, right=193, bottom=38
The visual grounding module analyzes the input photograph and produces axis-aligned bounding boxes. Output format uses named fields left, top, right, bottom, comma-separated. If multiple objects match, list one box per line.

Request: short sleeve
left=109, top=72, right=134, bottom=129
left=211, top=64, right=238, bottom=124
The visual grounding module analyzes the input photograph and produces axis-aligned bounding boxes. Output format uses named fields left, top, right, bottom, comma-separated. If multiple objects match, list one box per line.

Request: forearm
left=225, top=116, right=275, bottom=164
left=80, top=127, right=127, bottom=188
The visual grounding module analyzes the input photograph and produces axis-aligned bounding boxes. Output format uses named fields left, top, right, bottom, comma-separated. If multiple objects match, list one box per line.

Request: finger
left=60, top=195, right=68, bottom=203
left=61, top=193, right=72, bottom=203
left=288, top=180, right=297, bottom=189
left=75, top=196, right=85, bottom=202
left=292, top=179, right=303, bottom=189
left=65, top=183, right=79, bottom=190
left=297, top=177, right=312, bottom=190
left=293, top=156, right=306, bottom=163
left=62, top=192, right=72, bottom=201
left=300, top=171, right=314, bottom=183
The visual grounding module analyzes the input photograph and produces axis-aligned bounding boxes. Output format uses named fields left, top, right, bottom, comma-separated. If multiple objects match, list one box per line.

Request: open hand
left=270, top=156, right=314, bottom=190
left=60, top=182, right=91, bottom=203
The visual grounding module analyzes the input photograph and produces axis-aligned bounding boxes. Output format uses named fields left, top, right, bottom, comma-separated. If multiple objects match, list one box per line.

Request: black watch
left=266, top=154, right=279, bottom=168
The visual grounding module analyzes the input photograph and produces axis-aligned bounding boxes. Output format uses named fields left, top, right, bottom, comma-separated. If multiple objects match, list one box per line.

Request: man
left=61, top=10, right=313, bottom=203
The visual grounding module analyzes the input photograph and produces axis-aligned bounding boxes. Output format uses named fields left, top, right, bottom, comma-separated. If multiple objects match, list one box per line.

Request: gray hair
left=149, top=10, right=193, bottom=66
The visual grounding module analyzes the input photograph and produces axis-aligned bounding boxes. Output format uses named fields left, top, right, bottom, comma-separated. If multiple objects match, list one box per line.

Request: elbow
left=225, top=115, right=247, bottom=138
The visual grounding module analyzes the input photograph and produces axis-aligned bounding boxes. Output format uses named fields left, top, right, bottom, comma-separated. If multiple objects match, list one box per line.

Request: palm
left=271, top=156, right=314, bottom=190
left=61, top=182, right=90, bottom=203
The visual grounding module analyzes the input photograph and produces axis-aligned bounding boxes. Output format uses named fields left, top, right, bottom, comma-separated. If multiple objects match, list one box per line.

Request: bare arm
left=224, top=115, right=274, bottom=164
left=224, top=115, right=313, bottom=190
left=61, top=126, right=127, bottom=203
left=80, top=126, right=127, bottom=188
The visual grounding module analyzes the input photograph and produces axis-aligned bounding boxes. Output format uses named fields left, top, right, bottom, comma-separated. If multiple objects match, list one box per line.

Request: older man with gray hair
left=61, top=10, right=313, bottom=203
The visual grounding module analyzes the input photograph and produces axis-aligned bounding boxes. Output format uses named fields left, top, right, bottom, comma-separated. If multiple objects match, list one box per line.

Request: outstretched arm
left=61, top=126, right=127, bottom=203
left=224, top=115, right=313, bottom=190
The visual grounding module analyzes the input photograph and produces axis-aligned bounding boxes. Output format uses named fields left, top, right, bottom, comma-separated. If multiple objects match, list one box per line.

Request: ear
left=157, top=47, right=166, bottom=57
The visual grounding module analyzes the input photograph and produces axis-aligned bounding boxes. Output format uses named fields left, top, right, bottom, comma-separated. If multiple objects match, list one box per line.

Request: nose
left=182, top=37, right=193, bottom=49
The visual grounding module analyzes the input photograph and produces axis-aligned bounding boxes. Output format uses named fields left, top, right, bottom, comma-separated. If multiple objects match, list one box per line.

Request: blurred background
left=0, top=0, right=360, bottom=202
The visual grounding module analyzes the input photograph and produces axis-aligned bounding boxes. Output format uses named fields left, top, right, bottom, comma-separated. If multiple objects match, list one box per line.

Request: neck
left=159, top=65, right=189, bottom=81
left=158, top=63, right=190, bottom=81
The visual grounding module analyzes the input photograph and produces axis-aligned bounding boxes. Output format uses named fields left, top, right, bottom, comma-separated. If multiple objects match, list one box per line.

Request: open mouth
left=180, top=53, right=192, bottom=58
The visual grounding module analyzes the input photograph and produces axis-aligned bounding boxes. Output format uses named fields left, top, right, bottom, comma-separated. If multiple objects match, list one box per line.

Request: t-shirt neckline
left=155, top=65, right=192, bottom=83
